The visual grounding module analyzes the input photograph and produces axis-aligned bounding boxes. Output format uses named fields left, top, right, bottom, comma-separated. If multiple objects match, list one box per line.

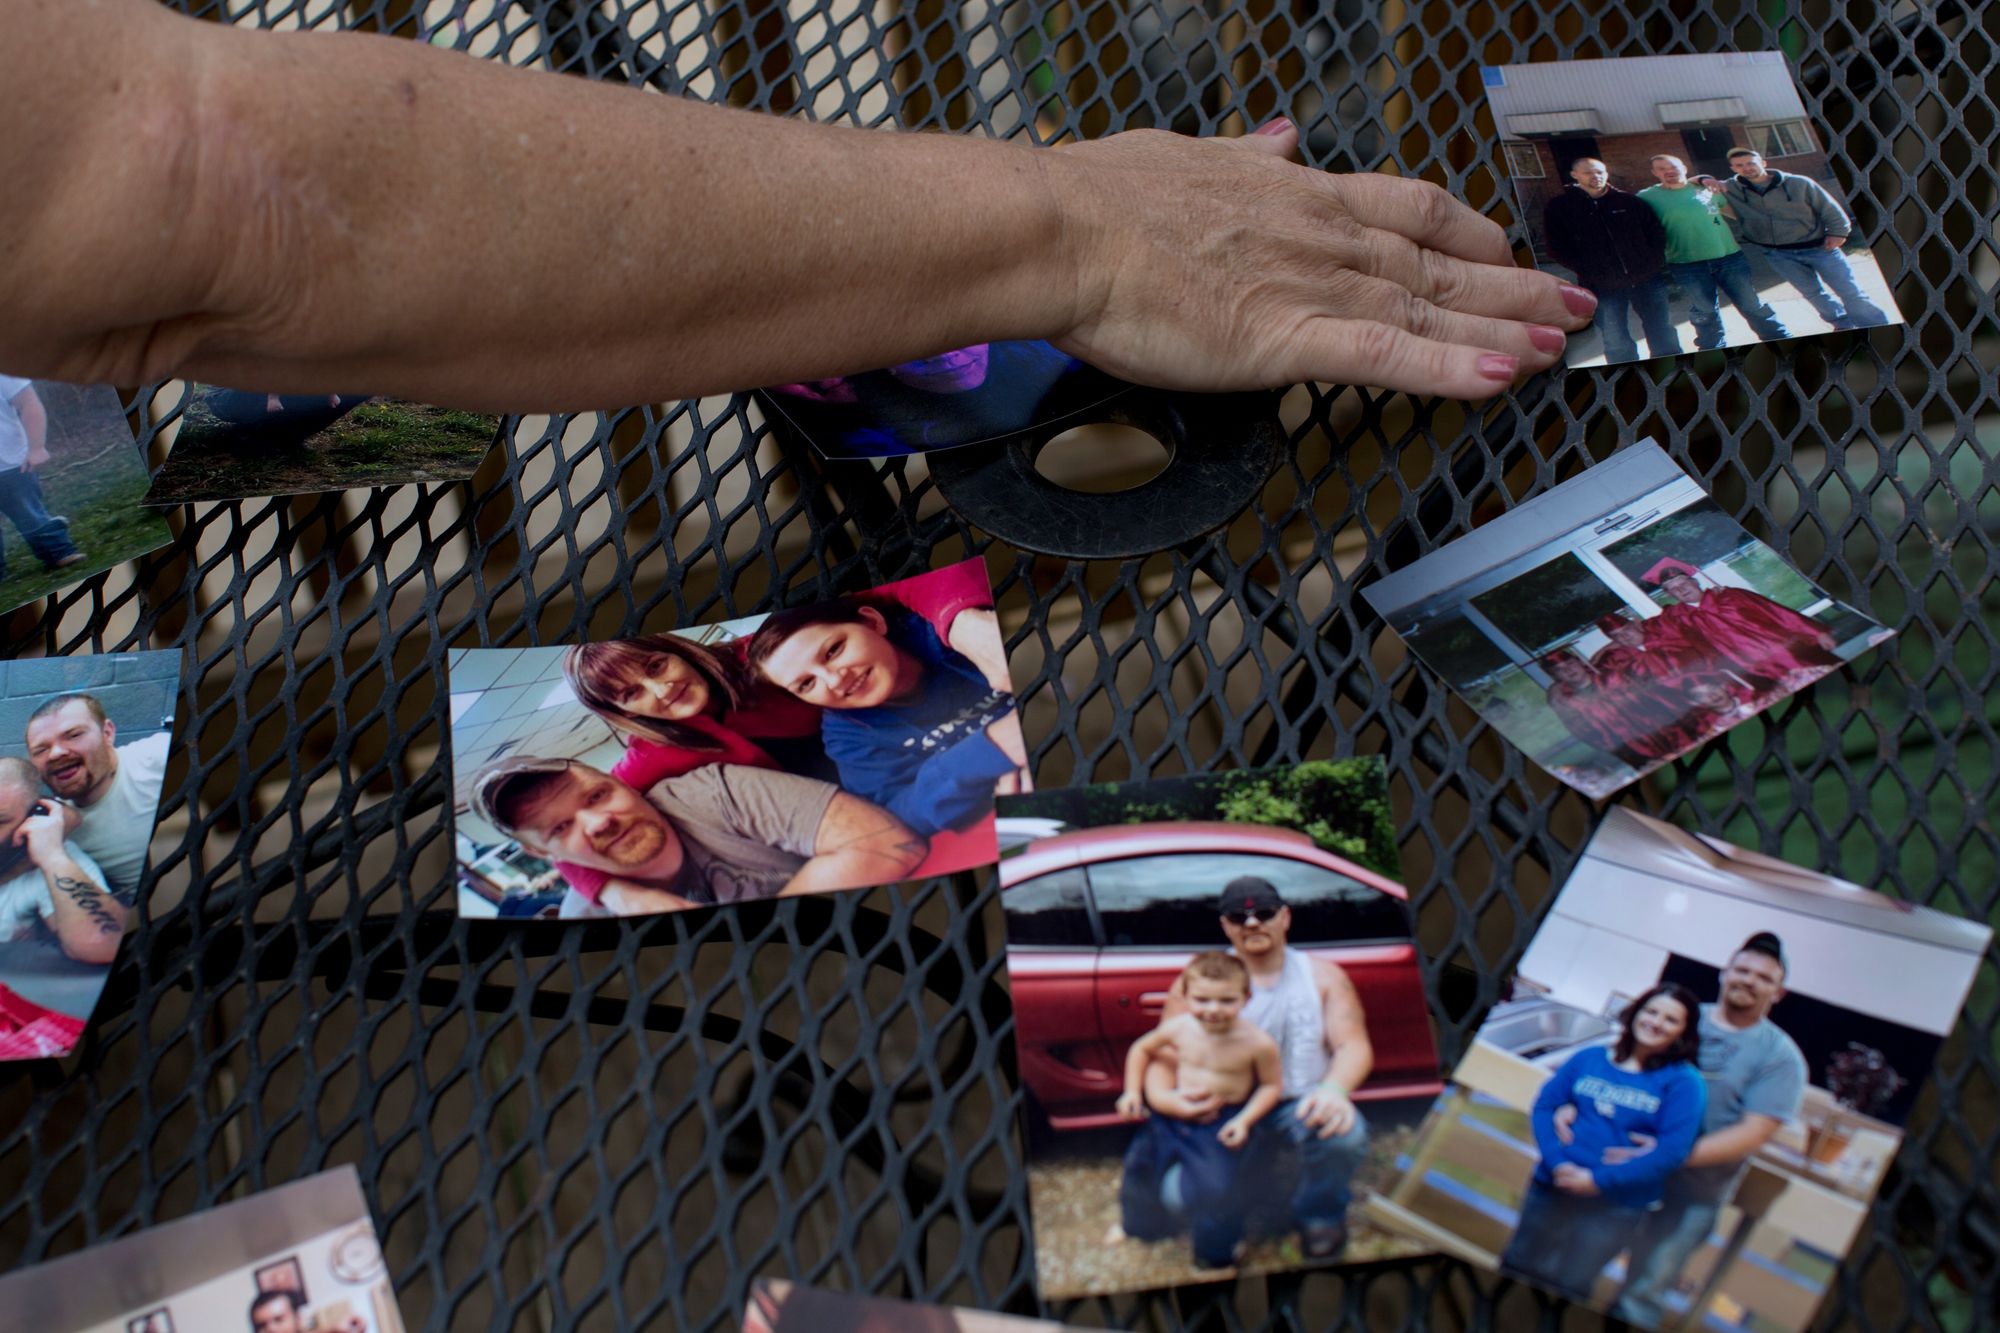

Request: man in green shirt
left=1638, top=155, right=1789, bottom=350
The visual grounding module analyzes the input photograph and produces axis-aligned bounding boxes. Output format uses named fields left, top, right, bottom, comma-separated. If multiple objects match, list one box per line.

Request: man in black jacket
left=1541, top=157, right=1684, bottom=364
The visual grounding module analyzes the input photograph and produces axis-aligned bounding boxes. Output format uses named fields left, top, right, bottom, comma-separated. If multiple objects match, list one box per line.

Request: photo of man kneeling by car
left=996, top=760, right=1445, bottom=1297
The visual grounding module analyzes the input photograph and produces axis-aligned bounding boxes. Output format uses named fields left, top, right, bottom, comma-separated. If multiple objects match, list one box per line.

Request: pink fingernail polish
left=1254, top=117, right=1294, bottom=136
left=1560, top=283, right=1598, bottom=317
left=1528, top=325, right=1566, bottom=355
left=1477, top=353, right=1519, bottom=381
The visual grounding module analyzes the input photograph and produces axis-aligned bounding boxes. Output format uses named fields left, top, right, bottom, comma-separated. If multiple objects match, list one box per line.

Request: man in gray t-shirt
left=1611, top=933, right=1807, bottom=1327
left=470, top=757, right=926, bottom=919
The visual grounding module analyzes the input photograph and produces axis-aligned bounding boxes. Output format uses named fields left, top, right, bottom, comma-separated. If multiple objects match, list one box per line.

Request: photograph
left=997, top=760, right=1445, bottom=1298
left=450, top=558, right=1025, bottom=919
left=0, top=1167, right=404, bottom=1333
left=745, top=1281, right=1071, bottom=1333
left=1363, top=442, right=1892, bottom=799
left=0, top=377, right=174, bottom=614
left=0, top=651, right=179, bottom=1061
left=757, top=338, right=1130, bottom=458
left=1361, top=806, right=1989, bottom=1331
left=1484, top=52, right=1902, bottom=367
left=143, top=385, right=501, bottom=505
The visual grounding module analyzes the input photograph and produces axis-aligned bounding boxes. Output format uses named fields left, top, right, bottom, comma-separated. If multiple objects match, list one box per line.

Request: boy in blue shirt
left=1499, top=983, right=1707, bottom=1306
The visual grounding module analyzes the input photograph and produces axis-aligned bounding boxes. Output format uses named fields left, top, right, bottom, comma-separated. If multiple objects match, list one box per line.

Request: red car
left=1002, top=821, right=1444, bottom=1131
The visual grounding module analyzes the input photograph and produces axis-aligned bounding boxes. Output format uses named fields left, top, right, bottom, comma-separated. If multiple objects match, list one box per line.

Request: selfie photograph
left=0, top=650, right=178, bottom=1060
left=451, top=559, right=1023, bottom=918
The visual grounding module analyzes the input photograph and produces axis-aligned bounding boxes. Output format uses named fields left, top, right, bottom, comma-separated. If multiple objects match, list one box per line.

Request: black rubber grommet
left=930, top=389, right=1284, bottom=559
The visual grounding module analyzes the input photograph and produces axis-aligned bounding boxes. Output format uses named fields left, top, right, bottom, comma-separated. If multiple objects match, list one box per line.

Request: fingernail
left=1560, top=283, right=1598, bottom=317
left=1477, top=353, right=1519, bottom=382
left=1528, top=325, right=1566, bottom=355
left=1254, top=117, right=1293, bottom=136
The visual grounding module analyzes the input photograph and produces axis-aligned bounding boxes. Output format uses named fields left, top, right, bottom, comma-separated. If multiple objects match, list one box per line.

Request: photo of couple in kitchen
left=1360, top=807, right=1989, bottom=1333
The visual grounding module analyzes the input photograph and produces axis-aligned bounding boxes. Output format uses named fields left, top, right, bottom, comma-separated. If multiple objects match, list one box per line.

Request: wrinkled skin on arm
left=3, top=0, right=1588, bottom=409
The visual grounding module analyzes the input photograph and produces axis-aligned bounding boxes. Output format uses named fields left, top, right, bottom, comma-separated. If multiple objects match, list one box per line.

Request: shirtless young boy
left=1108, top=952, right=1283, bottom=1266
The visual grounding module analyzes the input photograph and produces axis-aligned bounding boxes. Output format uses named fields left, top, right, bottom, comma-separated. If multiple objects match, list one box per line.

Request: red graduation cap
left=1641, top=556, right=1702, bottom=585
left=1595, top=611, right=1635, bottom=633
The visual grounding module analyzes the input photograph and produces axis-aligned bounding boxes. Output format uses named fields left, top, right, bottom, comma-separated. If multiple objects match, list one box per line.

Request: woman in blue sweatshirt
left=1499, top=983, right=1706, bottom=1306
left=747, top=599, right=1027, bottom=837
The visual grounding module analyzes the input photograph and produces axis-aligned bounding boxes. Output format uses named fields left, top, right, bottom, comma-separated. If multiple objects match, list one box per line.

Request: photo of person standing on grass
left=0, top=379, right=172, bottom=614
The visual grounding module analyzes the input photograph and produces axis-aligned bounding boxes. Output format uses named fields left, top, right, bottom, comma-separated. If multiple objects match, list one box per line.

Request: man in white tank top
left=1148, top=875, right=1375, bottom=1259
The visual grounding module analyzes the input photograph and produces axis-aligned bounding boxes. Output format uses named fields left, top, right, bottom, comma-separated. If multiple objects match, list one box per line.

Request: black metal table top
left=1, top=2, right=1994, bottom=1330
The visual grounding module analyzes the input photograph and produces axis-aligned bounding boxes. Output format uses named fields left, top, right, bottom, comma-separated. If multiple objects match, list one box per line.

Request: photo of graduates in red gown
left=1363, top=443, right=1893, bottom=799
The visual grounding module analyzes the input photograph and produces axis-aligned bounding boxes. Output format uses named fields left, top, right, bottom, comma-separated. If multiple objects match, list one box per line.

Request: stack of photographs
left=8, top=39, right=1982, bottom=1333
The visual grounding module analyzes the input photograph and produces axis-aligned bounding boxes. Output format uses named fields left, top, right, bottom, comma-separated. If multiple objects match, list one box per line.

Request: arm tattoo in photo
left=56, top=874, right=124, bottom=936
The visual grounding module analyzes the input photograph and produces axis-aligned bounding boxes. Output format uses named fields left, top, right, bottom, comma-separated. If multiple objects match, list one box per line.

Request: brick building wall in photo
left=1509, top=132, right=1834, bottom=266
left=0, top=652, right=180, bottom=761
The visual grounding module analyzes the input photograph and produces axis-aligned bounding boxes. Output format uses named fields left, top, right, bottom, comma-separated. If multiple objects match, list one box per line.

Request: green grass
left=0, top=464, right=172, bottom=613
left=146, top=396, right=499, bottom=504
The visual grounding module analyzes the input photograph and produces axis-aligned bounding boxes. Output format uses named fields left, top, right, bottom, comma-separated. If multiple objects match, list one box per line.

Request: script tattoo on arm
left=55, top=874, right=124, bottom=936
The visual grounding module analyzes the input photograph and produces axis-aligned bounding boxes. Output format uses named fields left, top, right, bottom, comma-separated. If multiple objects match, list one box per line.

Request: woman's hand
left=1047, top=122, right=1594, bottom=401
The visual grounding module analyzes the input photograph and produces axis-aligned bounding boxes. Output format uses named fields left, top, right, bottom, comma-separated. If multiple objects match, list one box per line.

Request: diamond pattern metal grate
left=0, top=1, right=1994, bottom=1330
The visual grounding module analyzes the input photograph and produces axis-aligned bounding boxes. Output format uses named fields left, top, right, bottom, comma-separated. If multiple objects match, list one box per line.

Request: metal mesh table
left=1, top=1, right=1994, bottom=1329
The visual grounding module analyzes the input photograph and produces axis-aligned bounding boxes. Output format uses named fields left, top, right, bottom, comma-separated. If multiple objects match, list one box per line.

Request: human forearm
left=788, top=792, right=926, bottom=894
left=1324, top=1034, right=1372, bottom=1095
left=1682, top=1116, right=1778, bottom=1169
left=780, top=837, right=922, bottom=895
left=9, top=3, right=1073, bottom=410
left=39, top=857, right=127, bottom=964
left=1236, top=1080, right=1282, bottom=1129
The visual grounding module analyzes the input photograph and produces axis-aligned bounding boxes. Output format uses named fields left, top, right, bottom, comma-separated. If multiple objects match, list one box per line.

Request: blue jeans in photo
left=1668, top=252, right=1790, bottom=350
left=1125, top=1098, right=1369, bottom=1265
left=1501, top=1178, right=1650, bottom=1306
left=1592, top=277, right=1682, bottom=363
left=0, top=467, right=79, bottom=582
left=1613, top=1193, right=1723, bottom=1328
left=1755, top=243, right=1892, bottom=330
left=1248, top=1098, right=1370, bottom=1237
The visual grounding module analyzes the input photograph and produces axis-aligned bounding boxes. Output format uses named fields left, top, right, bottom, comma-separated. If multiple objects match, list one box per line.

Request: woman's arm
left=3, top=0, right=1587, bottom=409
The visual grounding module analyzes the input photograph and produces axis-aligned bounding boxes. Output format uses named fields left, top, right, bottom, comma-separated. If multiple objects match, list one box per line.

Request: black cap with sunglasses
left=1217, top=875, right=1286, bottom=925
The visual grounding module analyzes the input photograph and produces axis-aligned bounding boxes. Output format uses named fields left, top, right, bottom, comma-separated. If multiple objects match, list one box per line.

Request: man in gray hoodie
left=1706, top=148, right=1892, bottom=331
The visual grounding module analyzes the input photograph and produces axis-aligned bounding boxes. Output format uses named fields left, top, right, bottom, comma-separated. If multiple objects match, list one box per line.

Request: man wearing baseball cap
left=468, top=756, right=924, bottom=918
left=1605, top=931, right=1808, bottom=1325
left=1143, top=874, right=1375, bottom=1258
